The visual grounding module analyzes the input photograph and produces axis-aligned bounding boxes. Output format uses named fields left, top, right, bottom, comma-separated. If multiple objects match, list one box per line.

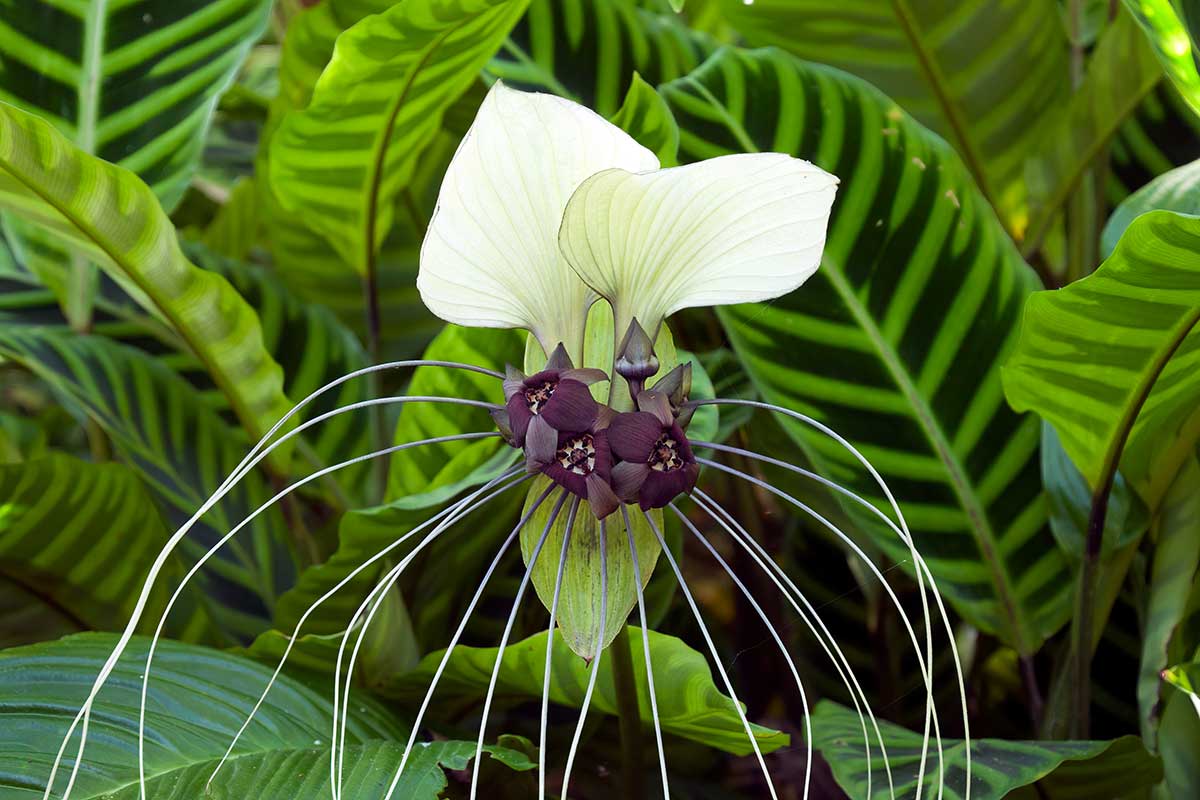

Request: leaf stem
left=362, top=268, right=387, bottom=504
left=610, top=625, right=645, bottom=800
left=1067, top=304, right=1200, bottom=737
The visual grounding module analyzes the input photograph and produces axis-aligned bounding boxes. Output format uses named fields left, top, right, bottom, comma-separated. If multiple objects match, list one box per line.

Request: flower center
left=524, top=380, right=556, bottom=414
left=649, top=432, right=684, bottom=472
left=557, top=434, right=596, bottom=476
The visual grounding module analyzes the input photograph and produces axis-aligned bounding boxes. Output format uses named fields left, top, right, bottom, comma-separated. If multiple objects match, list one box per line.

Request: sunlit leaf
left=0, top=102, right=295, bottom=462
left=1004, top=210, right=1200, bottom=510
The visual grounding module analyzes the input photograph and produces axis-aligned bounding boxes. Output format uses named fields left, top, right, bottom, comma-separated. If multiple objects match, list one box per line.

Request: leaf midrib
left=681, top=69, right=1033, bottom=651
left=888, top=0, right=997, bottom=211
left=821, top=262, right=1033, bottom=653
left=78, top=0, right=107, bottom=155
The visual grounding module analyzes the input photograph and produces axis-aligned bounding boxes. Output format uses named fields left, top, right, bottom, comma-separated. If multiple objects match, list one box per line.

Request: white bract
left=417, top=81, right=838, bottom=357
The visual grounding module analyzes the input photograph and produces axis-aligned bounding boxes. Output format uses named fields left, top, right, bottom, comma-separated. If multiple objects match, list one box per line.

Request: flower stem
left=610, top=625, right=645, bottom=800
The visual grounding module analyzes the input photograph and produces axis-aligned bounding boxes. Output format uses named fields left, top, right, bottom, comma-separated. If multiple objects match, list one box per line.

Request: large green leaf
left=1140, top=455, right=1200, bottom=740
left=0, top=0, right=271, bottom=209
left=0, top=634, right=531, bottom=799
left=810, top=701, right=1162, bottom=800
left=259, top=0, right=445, bottom=360
left=672, top=47, right=1067, bottom=653
left=1003, top=210, right=1200, bottom=510
left=0, top=101, right=295, bottom=462
left=386, top=627, right=788, bottom=756
left=268, top=0, right=528, bottom=274
left=0, top=454, right=214, bottom=645
left=1108, top=82, right=1200, bottom=207
left=1124, top=0, right=1200, bottom=117
left=1023, top=7, right=1165, bottom=255
left=720, top=0, right=1071, bottom=228
left=0, top=329, right=293, bottom=640
left=388, top=324, right=523, bottom=500
left=486, top=0, right=712, bottom=116
left=1103, top=157, right=1200, bottom=256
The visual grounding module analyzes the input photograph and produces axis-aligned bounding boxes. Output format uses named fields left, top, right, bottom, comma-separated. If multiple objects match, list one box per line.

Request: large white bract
left=417, top=81, right=838, bottom=359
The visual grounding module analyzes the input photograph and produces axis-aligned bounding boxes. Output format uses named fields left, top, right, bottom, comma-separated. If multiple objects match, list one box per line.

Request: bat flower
left=500, top=343, right=608, bottom=448
left=523, top=406, right=620, bottom=519
left=609, top=391, right=700, bottom=510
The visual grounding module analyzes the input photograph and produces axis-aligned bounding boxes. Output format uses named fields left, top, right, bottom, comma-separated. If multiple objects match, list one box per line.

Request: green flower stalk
left=42, top=82, right=971, bottom=800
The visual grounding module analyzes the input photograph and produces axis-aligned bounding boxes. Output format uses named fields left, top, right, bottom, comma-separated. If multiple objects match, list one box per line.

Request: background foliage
left=2, top=0, right=1200, bottom=798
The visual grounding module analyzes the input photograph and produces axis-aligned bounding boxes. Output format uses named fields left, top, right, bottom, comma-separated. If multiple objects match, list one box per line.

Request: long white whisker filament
left=538, top=498, right=580, bottom=800
left=668, top=502, right=813, bottom=800
left=690, top=398, right=970, bottom=799
left=621, top=505, right=669, bottom=799
left=469, top=490, right=570, bottom=800
left=46, top=359, right=502, bottom=800
left=691, top=488, right=894, bottom=800
left=560, top=519, right=607, bottom=800
left=331, top=472, right=537, bottom=798
left=380, top=484, right=563, bottom=800
left=205, top=468, right=528, bottom=792
left=135, top=429, right=503, bottom=796
left=696, top=458, right=944, bottom=798
left=641, top=508, right=779, bottom=800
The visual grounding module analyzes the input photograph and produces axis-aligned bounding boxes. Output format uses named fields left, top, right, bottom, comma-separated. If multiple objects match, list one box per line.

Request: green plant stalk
left=610, top=625, right=645, bottom=800
left=1068, top=304, right=1200, bottom=736
left=362, top=267, right=388, bottom=504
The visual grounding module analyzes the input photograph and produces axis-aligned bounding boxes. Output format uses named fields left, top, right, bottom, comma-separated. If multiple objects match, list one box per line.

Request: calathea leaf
left=810, top=700, right=1162, bottom=800
left=1004, top=210, right=1200, bottom=512
left=0, top=634, right=532, bottom=799
left=486, top=0, right=712, bottom=116
left=385, top=627, right=788, bottom=756
left=673, top=47, right=1068, bottom=654
left=0, top=102, right=296, bottom=466
left=0, top=0, right=272, bottom=327
left=258, top=0, right=447, bottom=359
left=1123, top=0, right=1200, bottom=117
left=268, top=0, right=529, bottom=273
left=1023, top=7, right=1165, bottom=256
left=1102, top=157, right=1200, bottom=256
left=721, top=0, right=1071, bottom=229
left=0, top=329, right=294, bottom=641
left=0, top=0, right=271, bottom=209
left=0, top=454, right=216, bottom=645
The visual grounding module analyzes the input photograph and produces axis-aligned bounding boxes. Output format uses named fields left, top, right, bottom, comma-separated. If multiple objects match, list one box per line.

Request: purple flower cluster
left=493, top=342, right=699, bottom=519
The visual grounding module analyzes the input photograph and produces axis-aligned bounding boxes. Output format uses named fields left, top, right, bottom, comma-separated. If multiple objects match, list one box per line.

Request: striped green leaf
left=1140, top=454, right=1200, bottom=740
left=0, top=329, right=294, bottom=640
left=386, top=627, right=788, bottom=756
left=810, top=701, right=1162, bottom=799
left=720, top=0, right=1071, bottom=228
left=1124, top=0, right=1200, bottom=117
left=0, top=101, right=295, bottom=462
left=1, top=236, right=373, bottom=506
left=0, top=454, right=215, bottom=644
left=1003, top=210, right=1200, bottom=510
left=1103, top=157, right=1200, bottom=256
left=0, top=0, right=271, bottom=209
left=486, top=0, right=712, bottom=116
left=0, top=634, right=531, bottom=799
left=610, top=71, right=680, bottom=166
left=1023, top=8, right=1165, bottom=255
left=268, top=0, right=528, bottom=274
left=669, top=47, right=1067, bottom=653
left=259, top=0, right=465, bottom=358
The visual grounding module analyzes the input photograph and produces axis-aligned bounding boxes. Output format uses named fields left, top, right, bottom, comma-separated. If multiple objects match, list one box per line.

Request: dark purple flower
left=524, top=408, right=621, bottom=519
left=609, top=391, right=700, bottom=510
left=501, top=344, right=607, bottom=447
